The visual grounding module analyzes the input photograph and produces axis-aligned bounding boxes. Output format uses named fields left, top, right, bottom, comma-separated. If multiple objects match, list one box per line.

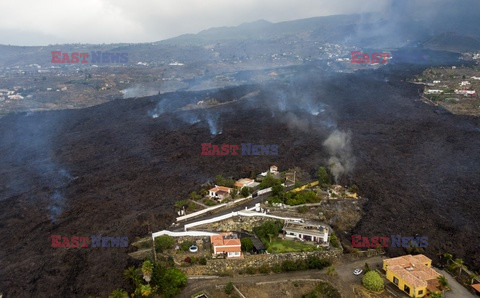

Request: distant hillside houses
left=425, top=89, right=443, bottom=94
left=455, top=89, right=477, bottom=97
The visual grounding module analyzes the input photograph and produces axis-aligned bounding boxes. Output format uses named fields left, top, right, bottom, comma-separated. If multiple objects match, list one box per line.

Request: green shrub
left=281, top=259, right=307, bottom=272
left=198, top=256, right=207, bottom=265
left=362, top=271, right=384, bottom=292
left=253, top=221, right=283, bottom=241
left=155, top=235, right=175, bottom=253
left=246, top=266, right=257, bottom=275
left=225, top=281, right=234, bottom=295
left=306, top=256, right=331, bottom=270
left=330, top=233, right=340, bottom=248
left=179, top=241, right=194, bottom=252
left=297, top=206, right=309, bottom=214
left=258, top=264, right=271, bottom=274
left=271, top=263, right=283, bottom=273
left=241, top=238, right=254, bottom=252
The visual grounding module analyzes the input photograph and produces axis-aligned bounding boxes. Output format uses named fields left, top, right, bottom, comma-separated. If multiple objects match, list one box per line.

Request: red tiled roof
left=210, top=233, right=241, bottom=253
left=472, top=284, right=480, bottom=292
left=209, top=186, right=232, bottom=193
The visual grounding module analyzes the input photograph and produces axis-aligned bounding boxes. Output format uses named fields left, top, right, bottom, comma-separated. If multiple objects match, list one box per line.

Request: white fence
left=176, top=203, right=226, bottom=222
left=151, top=230, right=219, bottom=240
left=257, top=187, right=272, bottom=196
left=183, top=210, right=302, bottom=231
left=176, top=196, right=253, bottom=222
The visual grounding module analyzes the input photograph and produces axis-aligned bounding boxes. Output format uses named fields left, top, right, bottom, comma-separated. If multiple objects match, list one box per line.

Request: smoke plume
left=323, top=130, right=355, bottom=182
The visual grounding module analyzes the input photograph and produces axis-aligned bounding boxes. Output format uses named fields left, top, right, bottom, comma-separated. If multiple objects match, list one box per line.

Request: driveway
left=437, top=269, right=475, bottom=298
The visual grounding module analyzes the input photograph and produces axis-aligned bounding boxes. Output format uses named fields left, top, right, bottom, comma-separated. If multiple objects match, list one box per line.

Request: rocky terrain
left=0, top=60, right=480, bottom=296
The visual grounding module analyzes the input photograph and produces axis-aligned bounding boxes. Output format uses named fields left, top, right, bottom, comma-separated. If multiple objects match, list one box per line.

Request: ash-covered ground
left=0, top=64, right=479, bottom=296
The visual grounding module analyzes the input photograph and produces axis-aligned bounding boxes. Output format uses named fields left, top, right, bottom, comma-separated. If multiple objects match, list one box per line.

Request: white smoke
left=122, top=85, right=159, bottom=99
left=323, top=130, right=355, bottom=182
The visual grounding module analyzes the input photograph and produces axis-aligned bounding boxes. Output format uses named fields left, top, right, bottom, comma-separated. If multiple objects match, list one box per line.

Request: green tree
left=190, top=191, right=202, bottom=200
left=271, top=184, right=284, bottom=197
left=430, top=291, right=443, bottom=298
left=362, top=271, right=384, bottom=292
left=225, top=281, right=234, bottom=295
left=259, top=173, right=281, bottom=189
left=253, top=221, right=283, bottom=242
left=470, top=273, right=479, bottom=285
left=142, top=260, right=154, bottom=283
left=364, top=262, right=371, bottom=273
left=330, top=233, right=340, bottom=248
left=241, top=238, right=254, bottom=252
left=155, top=235, right=175, bottom=253
left=124, top=266, right=141, bottom=287
left=437, top=275, right=449, bottom=292
left=326, top=266, right=336, bottom=276
left=348, top=184, right=359, bottom=193
left=240, top=187, right=250, bottom=197
left=160, top=267, right=187, bottom=297
left=230, top=188, right=239, bottom=200
left=109, top=289, right=128, bottom=298
left=140, top=284, right=152, bottom=297
left=317, top=166, right=331, bottom=187
left=454, top=258, right=466, bottom=278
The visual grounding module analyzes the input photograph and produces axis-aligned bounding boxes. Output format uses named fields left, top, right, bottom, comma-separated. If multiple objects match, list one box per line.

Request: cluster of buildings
left=425, top=79, right=478, bottom=98
left=207, top=165, right=278, bottom=202
left=209, top=220, right=330, bottom=259
left=0, top=87, right=24, bottom=101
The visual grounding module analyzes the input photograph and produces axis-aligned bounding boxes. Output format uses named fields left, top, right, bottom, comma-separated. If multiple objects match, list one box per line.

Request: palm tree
left=454, top=258, right=466, bottom=278
left=142, top=260, right=154, bottom=283
left=430, top=291, right=443, bottom=298
left=109, top=289, right=129, bottom=298
left=443, top=253, right=453, bottom=264
left=470, top=273, right=479, bottom=285
left=124, top=266, right=141, bottom=287
left=140, top=284, right=152, bottom=297
left=437, top=275, right=449, bottom=292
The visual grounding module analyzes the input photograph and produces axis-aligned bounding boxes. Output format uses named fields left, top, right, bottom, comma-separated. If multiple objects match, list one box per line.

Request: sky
left=0, top=0, right=389, bottom=46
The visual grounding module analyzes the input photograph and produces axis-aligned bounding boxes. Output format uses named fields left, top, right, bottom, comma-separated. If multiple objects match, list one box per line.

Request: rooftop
left=383, top=255, right=440, bottom=289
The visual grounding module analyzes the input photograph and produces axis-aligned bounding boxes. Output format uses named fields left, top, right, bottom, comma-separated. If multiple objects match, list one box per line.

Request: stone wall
left=182, top=248, right=343, bottom=276
left=193, top=216, right=276, bottom=233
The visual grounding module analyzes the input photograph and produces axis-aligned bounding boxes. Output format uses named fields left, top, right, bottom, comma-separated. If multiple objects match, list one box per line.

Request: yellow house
left=383, top=254, right=441, bottom=297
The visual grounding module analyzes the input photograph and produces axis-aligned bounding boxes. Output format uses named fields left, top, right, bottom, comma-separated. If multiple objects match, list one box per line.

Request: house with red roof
left=208, top=185, right=232, bottom=201
left=210, top=233, right=242, bottom=258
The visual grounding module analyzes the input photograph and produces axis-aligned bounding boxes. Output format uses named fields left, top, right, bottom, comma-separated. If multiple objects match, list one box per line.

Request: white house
left=460, top=81, right=471, bottom=86
left=433, top=80, right=441, bottom=84
left=425, top=89, right=443, bottom=94
left=282, top=220, right=330, bottom=246
left=208, top=185, right=232, bottom=201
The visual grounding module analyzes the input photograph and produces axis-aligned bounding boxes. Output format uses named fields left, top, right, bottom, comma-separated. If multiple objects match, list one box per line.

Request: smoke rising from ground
left=122, top=85, right=159, bottom=99
left=323, top=130, right=355, bottom=182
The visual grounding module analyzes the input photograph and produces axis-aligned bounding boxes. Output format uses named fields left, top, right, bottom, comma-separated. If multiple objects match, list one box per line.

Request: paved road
left=179, top=269, right=330, bottom=298
left=438, top=269, right=475, bottom=298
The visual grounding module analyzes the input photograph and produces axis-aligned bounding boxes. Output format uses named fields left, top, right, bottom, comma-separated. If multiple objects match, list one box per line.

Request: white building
left=425, top=89, right=443, bottom=94
left=460, top=81, right=471, bottom=86
left=282, top=220, right=330, bottom=246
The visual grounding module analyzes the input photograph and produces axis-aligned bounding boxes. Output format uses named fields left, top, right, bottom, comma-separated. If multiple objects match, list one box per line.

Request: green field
left=266, top=238, right=319, bottom=253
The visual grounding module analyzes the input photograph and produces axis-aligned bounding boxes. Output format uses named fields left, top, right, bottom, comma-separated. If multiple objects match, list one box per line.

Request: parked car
left=353, top=269, right=363, bottom=276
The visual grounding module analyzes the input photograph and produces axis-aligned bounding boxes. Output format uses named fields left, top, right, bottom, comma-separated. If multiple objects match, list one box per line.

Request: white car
left=353, top=269, right=363, bottom=276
